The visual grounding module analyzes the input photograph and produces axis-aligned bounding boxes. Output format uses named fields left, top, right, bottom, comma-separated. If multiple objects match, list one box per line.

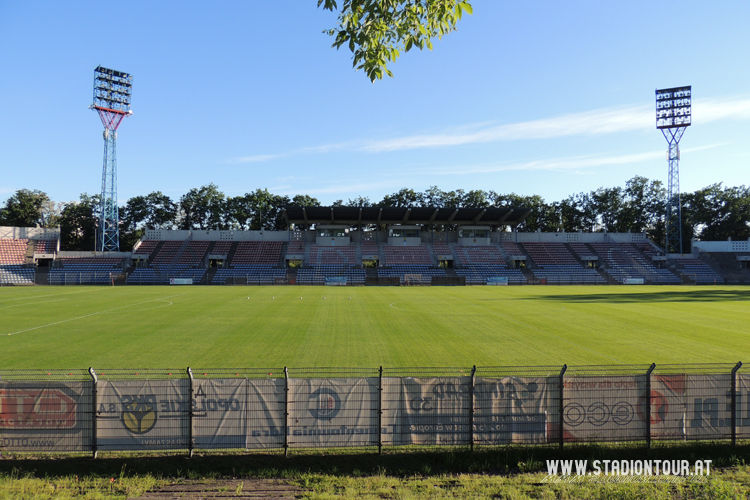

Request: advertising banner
left=685, top=374, right=732, bottom=440
left=738, top=374, right=750, bottom=440
left=245, top=378, right=285, bottom=449
left=96, top=379, right=189, bottom=451
left=288, top=378, right=378, bottom=448
left=383, top=377, right=470, bottom=446
left=0, top=381, right=92, bottom=451
left=474, top=377, right=552, bottom=445
left=563, top=375, right=646, bottom=442
left=649, top=374, right=688, bottom=439
left=192, top=378, right=246, bottom=449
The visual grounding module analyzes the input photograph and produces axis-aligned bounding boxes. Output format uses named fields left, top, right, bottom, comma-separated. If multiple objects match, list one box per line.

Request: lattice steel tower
left=91, top=66, right=132, bottom=252
left=656, top=86, right=691, bottom=254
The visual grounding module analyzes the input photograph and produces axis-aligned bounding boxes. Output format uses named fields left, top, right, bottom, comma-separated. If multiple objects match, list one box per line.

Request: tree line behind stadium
left=1, top=176, right=748, bottom=253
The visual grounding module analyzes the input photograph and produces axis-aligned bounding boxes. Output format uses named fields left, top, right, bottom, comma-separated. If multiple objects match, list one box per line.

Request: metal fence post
left=646, top=363, right=656, bottom=448
left=187, top=367, right=194, bottom=457
left=559, top=364, right=567, bottom=450
left=378, top=366, right=383, bottom=455
left=284, top=366, right=289, bottom=457
left=88, top=367, right=98, bottom=459
left=731, top=361, right=742, bottom=447
left=469, top=365, right=476, bottom=451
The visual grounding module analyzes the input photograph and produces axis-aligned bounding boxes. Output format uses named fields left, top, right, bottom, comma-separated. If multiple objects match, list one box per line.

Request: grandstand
left=0, top=226, right=60, bottom=285
left=2, top=213, right=749, bottom=286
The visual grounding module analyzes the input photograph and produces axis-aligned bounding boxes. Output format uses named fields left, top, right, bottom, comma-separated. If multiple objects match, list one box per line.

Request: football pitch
left=0, top=285, right=748, bottom=369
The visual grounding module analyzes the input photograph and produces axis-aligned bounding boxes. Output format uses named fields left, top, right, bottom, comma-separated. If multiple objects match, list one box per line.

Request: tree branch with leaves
left=319, top=0, right=473, bottom=81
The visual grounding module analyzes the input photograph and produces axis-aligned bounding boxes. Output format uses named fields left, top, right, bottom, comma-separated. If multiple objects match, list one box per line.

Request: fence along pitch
left=0, top=363, right=745, bottom=456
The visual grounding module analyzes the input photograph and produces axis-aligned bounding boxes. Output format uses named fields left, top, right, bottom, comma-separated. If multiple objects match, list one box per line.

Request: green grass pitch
left=0, top=285, right=748, bottom=369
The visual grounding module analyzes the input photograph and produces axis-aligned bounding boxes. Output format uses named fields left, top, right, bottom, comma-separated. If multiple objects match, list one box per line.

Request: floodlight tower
left=655, top=86, right=691, bottom=254
left=91, top=66, right=132, bottom=252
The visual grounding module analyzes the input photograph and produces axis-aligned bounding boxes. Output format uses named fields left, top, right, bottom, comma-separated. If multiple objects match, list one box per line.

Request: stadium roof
left=283, top=206, right=531, bottom=226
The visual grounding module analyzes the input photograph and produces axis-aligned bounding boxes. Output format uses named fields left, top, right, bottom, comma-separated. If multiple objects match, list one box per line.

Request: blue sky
left=1, top=1, right=749, bottom=206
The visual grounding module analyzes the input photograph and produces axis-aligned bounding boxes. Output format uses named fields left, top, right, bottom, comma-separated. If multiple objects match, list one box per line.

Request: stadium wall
left=693, top=239, right=750, bottom=253
left=0, top=226, right=60, bottom=240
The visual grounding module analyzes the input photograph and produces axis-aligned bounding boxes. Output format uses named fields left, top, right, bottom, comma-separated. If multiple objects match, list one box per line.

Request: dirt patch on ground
left=130, top=478, right=304, bottom=499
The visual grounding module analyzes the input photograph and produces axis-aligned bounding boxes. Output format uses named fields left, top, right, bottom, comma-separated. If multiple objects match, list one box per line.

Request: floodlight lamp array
left=93, top=66, right=132, bottom=113
left=656, top=86, right=691, bottom=129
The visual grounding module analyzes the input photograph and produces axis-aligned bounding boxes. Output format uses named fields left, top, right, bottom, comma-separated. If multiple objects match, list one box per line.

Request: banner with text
left=245, top=378, right=285, bottom=449
left=288, top=377, right=378, bottom=448
left=563, top=375, right=646, bottom=442
left=383, top=377, right=471, bottom=445
left=0, top=381, right=92, bottom=451
left=474, top=376, right=553, bottom=445
left=97, top=379, right=189, bottom=451
left=192, top=378, right=246, bottom=449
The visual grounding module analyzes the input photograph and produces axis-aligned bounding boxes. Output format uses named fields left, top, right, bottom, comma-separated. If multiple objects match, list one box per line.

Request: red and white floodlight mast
left=91, top=66, right=133, bottom=252
left=656, top=86, right=691, bottom=254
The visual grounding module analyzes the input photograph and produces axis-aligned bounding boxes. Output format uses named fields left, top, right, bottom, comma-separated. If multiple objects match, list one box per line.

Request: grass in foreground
left=0, top=285, right=748, bottom=368
left=1, top=443, right=749, bottom=498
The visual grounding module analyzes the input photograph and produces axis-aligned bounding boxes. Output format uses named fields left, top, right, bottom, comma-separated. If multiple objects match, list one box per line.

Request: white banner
left=739, top=374, right=750, bottom=440
left=563, top=376, right=646, bottom=442
left=383, top=377, right=470, bottom=446
left=192, top=378, right=246, bottom=449
left=288, top=378, right=378, bottom=448
left=685, top=374, right=732, bottom=440
left=245, top=378, right=285, bottom=449
left=0, top=382, right=92, bottom=451
left=649, top=374, right=688, bottom=440
left=96, top=379, right=189, bottom=451
left=474, top=377, right=552, bottom=445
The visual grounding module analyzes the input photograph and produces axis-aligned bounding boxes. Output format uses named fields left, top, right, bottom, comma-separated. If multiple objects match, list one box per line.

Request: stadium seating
left=453, top=245, right=506, bottom=266
left=309, top=245, right=356, bottom=266
left=671, top=258, right=725, bottom=284
left=49, top=257, right=124, bottom=285
left=0, top=265, right=35, bottom=285
left=212, top=264, right=286, bottom=284
left=0, top=238, right=28, bottom=264
left=454, top=265, right=525, bottom=285
left=520, top=243, right=605, bottom=284
left=589, top=243, right=681, bottom=284
left=377, top=265, right=445, bottom=285
left=296, top=266, right=365, bottom=285
left=521, top=243, right=579, bottom=266
left=231, top=241, right=283, bottom=265
left=211, top=241, right=233, bottom=255
left=383, top=245, right=432, bottom=266
left=33, top=239, right=58, bottom=253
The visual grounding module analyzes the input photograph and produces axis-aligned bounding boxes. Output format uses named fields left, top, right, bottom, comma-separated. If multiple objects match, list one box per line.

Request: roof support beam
left=473, top=208, right=487, bottom=224
left=429, top=209, right=439, bottom=223
left=448, top=209, right=459, bottom=223
left=403, top=208, right=411, bottom=223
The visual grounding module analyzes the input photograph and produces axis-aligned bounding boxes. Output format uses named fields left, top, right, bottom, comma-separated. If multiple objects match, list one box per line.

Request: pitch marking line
left=3, top=294, right=181, bottom=337
left=0, top=288, right=96, bottom=310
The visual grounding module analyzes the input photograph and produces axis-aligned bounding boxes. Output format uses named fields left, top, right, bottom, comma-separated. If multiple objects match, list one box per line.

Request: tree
left=59, top=194, right=99, bottom=251
left=0, top=189, right=50, bottom=228
left=590, top=187, right=624, bottom=232
left=621, top=176, right=665, bottom=234
left=345, top=195, right=373, bottom=207
left=379, top=187, right=423, bottom=207
left=120, top=192, right=177, bottom=250
left=319, top=0, right=473, bottom=81
left=179, top=184, right=226, bottom=230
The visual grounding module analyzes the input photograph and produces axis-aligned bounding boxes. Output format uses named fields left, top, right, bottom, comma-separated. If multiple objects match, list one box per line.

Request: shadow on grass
left=1, top=443, right=748, bottom=480
left=530, top=289, right=750, bottom=303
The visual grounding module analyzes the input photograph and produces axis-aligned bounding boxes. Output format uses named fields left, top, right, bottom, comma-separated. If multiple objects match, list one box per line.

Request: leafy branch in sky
left=318, top=0, right=473, bottom=81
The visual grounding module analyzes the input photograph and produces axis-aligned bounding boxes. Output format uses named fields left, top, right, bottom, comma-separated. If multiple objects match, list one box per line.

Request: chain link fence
left=0, top=363, right=745, bottom=456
